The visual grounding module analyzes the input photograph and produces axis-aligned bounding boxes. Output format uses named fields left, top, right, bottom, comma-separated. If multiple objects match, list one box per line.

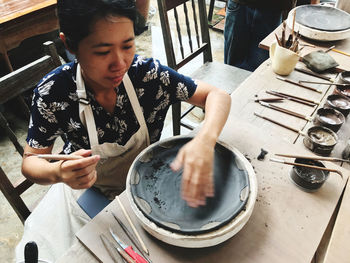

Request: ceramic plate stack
left=126, top=136, right=257, bottom=248
left=287, top=5, right=350, bottom=41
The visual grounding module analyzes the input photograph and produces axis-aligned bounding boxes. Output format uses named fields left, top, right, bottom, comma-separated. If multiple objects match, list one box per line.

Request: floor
left=0, top=1, right=226, bottom=262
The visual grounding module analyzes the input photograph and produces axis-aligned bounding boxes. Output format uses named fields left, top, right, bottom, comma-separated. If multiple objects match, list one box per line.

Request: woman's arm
left=171, top=80, right=231, bottom=207
left=22, top=143, right=100, bottom=189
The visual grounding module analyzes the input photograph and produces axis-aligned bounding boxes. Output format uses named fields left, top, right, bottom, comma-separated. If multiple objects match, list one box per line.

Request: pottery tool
left=266, top=90, right=316, bottom=107
left=109, top=228, right=147, bottom=263
left=325, top=45, right=336, bottom=53
left=275, top=153, right=350, bottom=164
left=294, top=67, right=334, bottom=82
left=112, top=212, right=152, bottom=263
left=23, top=152, right=84, bottom=161
left=270, top=158, right=343, bottom=178
left=254, top=112, right=305, bottom=135
left=100, top=234, right=124, bottom=263
left=254, top=97, right=284, bottom=103
left=267, top=90, right=319, bottom=105
left=298, top=80, right=349, bottom=86
left=330, top=48, right=350, bottom=57
left=116, top=196, right=149, bottom=255
left=276, top=76, right=322, bottom=93
left=258, top=101, right=312, bottom=121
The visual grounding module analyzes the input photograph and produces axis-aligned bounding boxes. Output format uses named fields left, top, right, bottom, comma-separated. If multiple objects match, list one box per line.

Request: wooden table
left=56, top=58, right=350, bottom=262
left=0, top=0, right=58, bottom=72
left=259, top=23, right=350, bottom=72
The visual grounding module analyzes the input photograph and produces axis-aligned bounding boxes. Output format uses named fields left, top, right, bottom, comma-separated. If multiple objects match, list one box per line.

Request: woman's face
left=76, top=16, right=136, bottom=91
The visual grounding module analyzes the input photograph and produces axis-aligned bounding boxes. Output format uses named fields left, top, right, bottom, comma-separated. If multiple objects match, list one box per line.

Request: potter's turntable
left=286, top=5, right=350, bottom=41
left=126, top=136, right=257, bottom=248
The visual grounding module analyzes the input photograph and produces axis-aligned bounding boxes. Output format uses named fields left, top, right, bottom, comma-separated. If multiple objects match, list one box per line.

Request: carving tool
left=276, top=76, right=322, bottom=93
left=267, top=90, right=320, bottom=105
left=258, top=101, right=312, bottom=121
left=266, top=90, right=316, bottom=107
left=270, top=158, right=343, bottom=178
left=294, top=67, right=334, bottom=82
left=254, top=112, right=305, bottom=135
left=275, top=153, right=350, bottom=164
left=100, top=234, right=124, bottom=263
left=298, top=80, right=350, bottom=86
left=116, top=196, right=149, bottom=255
left=111, top=212, right=152, bottom=263
left=254, top=97, right=284, bottom=103
left=23, top=152, right=84, bottom=160
left=109, top=228, right=147, bottom=263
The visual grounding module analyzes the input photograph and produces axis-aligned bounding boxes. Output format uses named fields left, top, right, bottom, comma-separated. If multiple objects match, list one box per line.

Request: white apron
left=16, top=64, right=150, bottom=262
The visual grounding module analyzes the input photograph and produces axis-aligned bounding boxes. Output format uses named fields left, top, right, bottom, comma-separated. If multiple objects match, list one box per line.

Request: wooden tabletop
left=259, top=23, right=350, bottom=72
left=56, top=60, right=350, bottom=260
left=0, top=0, right=56, bottom=24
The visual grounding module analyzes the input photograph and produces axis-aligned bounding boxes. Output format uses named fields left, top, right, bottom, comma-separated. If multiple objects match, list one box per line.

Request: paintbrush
left=298, top=80, right=350, bottom=86
left=275, top=153, right=350, bottom=164
left=276, top=76, right=322, bottom=93
left=270, top=158, right=343, bottom=178
left=254, top=112, right=305, bottom=135
left=266, top=90, right=316, bottom=107
left=23, top=153, right=84, bottom=161
left=258, top=101, right=312, bottom=121
left=267, top=90, right=320, bottom=105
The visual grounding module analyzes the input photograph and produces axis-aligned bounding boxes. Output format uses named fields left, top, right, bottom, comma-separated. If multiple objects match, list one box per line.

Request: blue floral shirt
left=27, top=55, right=197, bottom=154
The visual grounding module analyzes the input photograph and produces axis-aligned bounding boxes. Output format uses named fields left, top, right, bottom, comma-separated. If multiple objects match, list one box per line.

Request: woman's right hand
left=57, top=149, right=100, bottom=189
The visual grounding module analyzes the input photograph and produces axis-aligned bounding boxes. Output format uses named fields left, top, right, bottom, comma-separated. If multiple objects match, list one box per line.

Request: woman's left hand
left=170, top=137, right=215, bottom=207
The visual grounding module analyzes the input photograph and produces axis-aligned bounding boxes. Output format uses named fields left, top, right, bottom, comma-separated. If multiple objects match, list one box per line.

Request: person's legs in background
left=224, top=0, right=282, bottom=71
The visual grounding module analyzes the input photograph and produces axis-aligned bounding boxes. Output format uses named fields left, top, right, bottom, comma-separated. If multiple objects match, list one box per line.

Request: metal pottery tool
left=270, top=158, right=343, bottom=178
left=254, top=112, right=305, bottom=135
left=109, top=228, right=147, bottom=263
left=23, top=153, right=84, bottom=161
left=116, top=196, right=149, bottom=255
left=276, top=76, right=322, bottom=93
left=294, top=67, right=335, bottom=82
left=111, top=212, right=152, bottom=263
left=266, top=90, right=316, bottom=107
left=100, top=234, right=124, bottom=263
left=298, top=80, right=350, bottom=86
left=275, top=153, right=350, bottom=164
left=258, top=101, right=312, bottom=121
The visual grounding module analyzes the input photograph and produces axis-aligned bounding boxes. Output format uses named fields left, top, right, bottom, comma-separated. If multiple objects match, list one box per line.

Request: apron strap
left=122, top=74, right=150, bottom=145
left=76, top=64, right=99, bottom=147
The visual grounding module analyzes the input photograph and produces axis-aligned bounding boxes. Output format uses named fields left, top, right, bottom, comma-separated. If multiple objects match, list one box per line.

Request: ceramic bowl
left=326, top=94, right=350, bottom=117
left=303, top=126, right=338, bottom=155
left=290, top=158, right=329, bottom=192
left=126, top=135, right=257, bottom=248
left=313, top=107, right=345, bottom=132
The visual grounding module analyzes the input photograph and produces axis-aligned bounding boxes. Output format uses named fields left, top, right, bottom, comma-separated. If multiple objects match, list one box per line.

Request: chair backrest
left=0, top=41, right=62, bottom=223
left=157, top=0, right=213, bottom=71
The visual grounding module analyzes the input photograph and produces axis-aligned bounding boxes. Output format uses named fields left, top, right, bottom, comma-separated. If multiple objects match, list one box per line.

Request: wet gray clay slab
left=129, top=137, right=249, bottom=234
left=296, top=5, right=350, bottom=32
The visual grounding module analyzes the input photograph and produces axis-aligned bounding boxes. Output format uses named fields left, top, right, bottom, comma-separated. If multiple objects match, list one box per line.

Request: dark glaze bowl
left=339, top=71, right=350, bottom=85
left=303, top=126, right=338, bottom=155
left=290, top=158, right=329, bottom=192
left=326, top=94, right=350, bottom=117
left=313, top=108, right=345, bottom=132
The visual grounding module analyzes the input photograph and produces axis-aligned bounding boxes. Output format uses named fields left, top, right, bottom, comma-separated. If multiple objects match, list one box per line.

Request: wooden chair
left=157, top=0, right=251, bottom=135
left=0, top=41, right=62, bottom=223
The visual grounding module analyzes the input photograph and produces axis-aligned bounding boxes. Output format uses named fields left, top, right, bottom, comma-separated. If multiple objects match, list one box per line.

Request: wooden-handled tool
left=270, top=158, right=343, bottom=178
left=298, top=80, right=350, bottom=86
left=23, top=153, right=84, bottom=161
left=276, top=76, right=322, bottom=93
left=275, top=153, right=350, bottom=164
left=266, top=90, right=316, bottom=107
left=258, top=101, right=312, bottom=121
left=267, top=90, right=320, bottom=105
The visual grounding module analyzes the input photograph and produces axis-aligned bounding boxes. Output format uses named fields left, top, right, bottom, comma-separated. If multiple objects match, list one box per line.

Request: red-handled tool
left=109, top=228, right=148, bottom=263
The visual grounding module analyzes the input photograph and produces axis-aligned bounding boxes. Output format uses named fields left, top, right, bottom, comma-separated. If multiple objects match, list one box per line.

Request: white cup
left=269, top=42, right=299, bottom=76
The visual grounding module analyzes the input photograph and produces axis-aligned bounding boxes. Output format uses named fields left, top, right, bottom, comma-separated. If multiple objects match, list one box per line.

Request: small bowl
left=339, top=71, right=350, bottom=85
left=303, top=126, right=338, bottom=155
left=290, top=158, right=329, bottom=192
left=313, top=107, right=345, bottom=132
left=333, top=86, right=350, bottom=99
left=326, top=94, right=350, bottom=117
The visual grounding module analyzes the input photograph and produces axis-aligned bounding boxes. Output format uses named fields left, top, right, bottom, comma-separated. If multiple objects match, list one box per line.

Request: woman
left=16, top=0, right=231, bottom=261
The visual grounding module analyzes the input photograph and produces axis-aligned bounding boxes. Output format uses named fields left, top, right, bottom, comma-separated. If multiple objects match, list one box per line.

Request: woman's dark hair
left=57, top=0, right=138, bottom=51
